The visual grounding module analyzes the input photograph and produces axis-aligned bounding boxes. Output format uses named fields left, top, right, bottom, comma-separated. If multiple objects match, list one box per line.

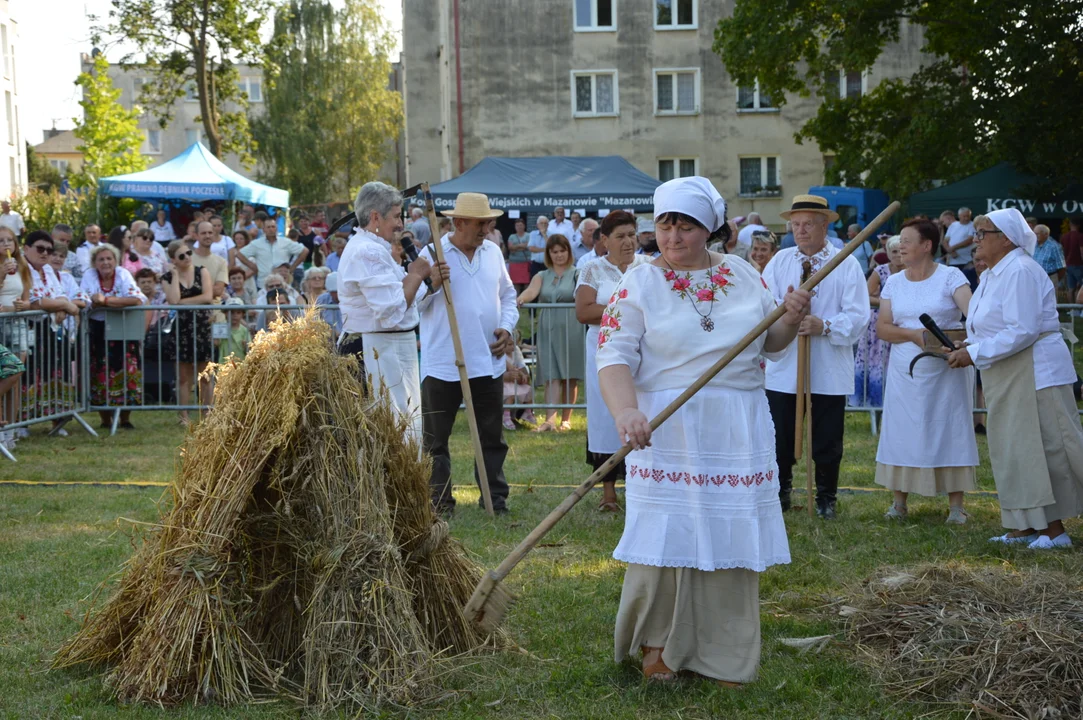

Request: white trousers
left=362, top=331, right=422, bottom=446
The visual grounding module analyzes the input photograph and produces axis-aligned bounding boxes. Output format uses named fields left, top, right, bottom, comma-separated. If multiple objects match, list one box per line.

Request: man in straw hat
left=762, top=194, right=870, bottom=518
left=337, top=181, right=442, bottom=444
left=419, top=192, right=518, bottom=515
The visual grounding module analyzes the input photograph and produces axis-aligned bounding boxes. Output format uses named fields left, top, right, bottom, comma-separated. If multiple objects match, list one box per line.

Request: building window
left=736, top=81, right=777, bottom=112
left=658, top=158, right=698, bottom=182
left=144, top=129, right=162, bottom=154
left=238, top=76, right=262, bottom=103
left=575, top=0, right=615, bottom=31
left=133, top=77, right=149, bottom=99
left=185, top=128, right=203, bottom=146
left=739, top=156, right=781, bottom=197
left=824, top=69, right=865, bottom=99
left=654, top=69, right=699, bottom=115
left=655, top=0, right=696, bottom=29
left=184, top=81, right=199, bottom=102
left=571, top=71, right=618, bottom=117
left=1, top=25, right=8, bottom=79
left=823, top=154, right=836, bottom=173
left=49, top=159, right=70, bottom=176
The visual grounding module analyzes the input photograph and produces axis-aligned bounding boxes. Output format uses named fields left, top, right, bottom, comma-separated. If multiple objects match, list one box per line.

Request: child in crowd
left=502, top=333, right=537, bottom=430
left=226, top=267, right=257, bottom=304
left=217, top=298, right=252, bottom=362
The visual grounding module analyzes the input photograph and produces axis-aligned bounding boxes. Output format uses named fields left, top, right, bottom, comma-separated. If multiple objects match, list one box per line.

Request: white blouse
left=966, top=248, right=1076, bottom=390
left=418, top=238, right=519, bottom=382
left=338, top=228, right=423, bottom=334
left=761, top=243, right=870, bottom=395
left=595, top=256, right=781, bottom=392
left=80, top=267, right=147, bottom=322
left=881, top=264, right=967, bottom=332
left=575, top=254, right=652, bottom=328
left=29, top=265, right=67, bottom=304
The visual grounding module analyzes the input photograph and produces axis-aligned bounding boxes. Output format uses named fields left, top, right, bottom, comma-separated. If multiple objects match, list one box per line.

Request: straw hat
left=440, top=192, right=503, bottom=219
left=779, top=194, right=839, bottom=222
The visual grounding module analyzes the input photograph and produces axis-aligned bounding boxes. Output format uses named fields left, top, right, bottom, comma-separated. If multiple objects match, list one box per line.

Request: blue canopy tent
left=99, top=142, right=289, bottom=208
left=429, top=156, right=660, bottom=212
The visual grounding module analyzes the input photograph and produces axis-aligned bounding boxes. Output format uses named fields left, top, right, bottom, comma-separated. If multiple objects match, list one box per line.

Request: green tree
left=97, top=0, right=272, bottom=164
left=72, top=53, right=148, bottom=189
left=26, top=141, right=63, bottom=192
left=714, top=0, right=1083, bottom=200
left=253, top=0, right=403, bottom=204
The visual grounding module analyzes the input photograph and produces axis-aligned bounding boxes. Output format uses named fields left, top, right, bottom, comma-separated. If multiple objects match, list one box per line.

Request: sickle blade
left=908, top=351, right=950, bottom=378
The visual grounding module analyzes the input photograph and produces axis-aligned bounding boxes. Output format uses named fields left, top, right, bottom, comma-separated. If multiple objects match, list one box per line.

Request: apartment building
left=0, top=0, right=25, bottom=199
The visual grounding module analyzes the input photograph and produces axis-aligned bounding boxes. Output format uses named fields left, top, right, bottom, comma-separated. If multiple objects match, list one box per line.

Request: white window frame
left=570, top=70, right=620, bottom=118
left=184, top=80, right=199, bottom=103
left=735, top=80, right=779, bottom=113
left=653, top=68, right=701, bottom=116
left=657, top=157, right=699, bottom=182
left=1, top=25, right=9, bottom=79
left=143, top=128, right=162, bottom=155
left=825, top=69, right=869, bottom=99
left=574, top=0, right=617, bottom=32
left=738, top=155, right=782, bottom=198
left=49, top=159, right=69, bottom=175
left=238, top=76, right=263, bottom=103
left=654, top=0, right=698, bottom=30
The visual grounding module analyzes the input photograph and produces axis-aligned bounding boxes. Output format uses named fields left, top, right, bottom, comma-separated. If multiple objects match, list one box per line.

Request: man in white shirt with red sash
left=337, top=181, right=439, bottom=443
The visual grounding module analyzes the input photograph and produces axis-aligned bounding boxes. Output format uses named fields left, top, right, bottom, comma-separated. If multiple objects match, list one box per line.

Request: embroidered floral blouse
left=29, top=264, right=68, bottom=304
left=595, top=255, right=783, bottom=392
left=80, top=267, right=147, bottom=322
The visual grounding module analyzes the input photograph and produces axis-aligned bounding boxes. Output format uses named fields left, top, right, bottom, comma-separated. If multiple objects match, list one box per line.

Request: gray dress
left=536, top=268, right=585, bottom=383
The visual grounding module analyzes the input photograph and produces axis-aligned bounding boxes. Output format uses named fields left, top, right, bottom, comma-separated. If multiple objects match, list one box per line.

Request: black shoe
left=119, top=422, right=136, bottom=430
left=779, top=491, right=792, bottom=512
left=816, top=501, right=837, bottom=520
left=975, top=423, right=986, bottom=435
left=494, top=506, right=510, bottom=515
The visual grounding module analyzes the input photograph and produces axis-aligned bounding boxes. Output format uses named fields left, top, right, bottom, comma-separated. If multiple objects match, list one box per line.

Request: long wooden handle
left=794, top=337, right=807, bottom=459
left=484, top=201, right=900, bottom=581
left=421, top=183, right=495, bottom=516
left=804, top=337, right=815, bottom=518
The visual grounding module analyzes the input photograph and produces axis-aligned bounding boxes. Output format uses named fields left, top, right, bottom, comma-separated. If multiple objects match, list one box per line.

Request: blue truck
left=808, top=185, right=893, bottom=236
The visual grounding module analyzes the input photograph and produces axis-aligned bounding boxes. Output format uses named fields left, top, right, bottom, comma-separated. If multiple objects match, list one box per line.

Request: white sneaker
left=989, top=532, right=1039, bottom=545
left=945, top=507, right=968, bottom=525
left=1027, top=533, right=1072, bottom=549
left=884, top=504, right=908, bottom=520
left=14, top=427, right=28, bottom=439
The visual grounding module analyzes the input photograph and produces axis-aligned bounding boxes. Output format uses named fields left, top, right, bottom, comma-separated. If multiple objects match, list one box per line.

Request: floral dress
left=81, top=268, right=147, bottom=407
left=851, top=263, right=893, bottom=408
left=160, top=268, right=213, bottom=364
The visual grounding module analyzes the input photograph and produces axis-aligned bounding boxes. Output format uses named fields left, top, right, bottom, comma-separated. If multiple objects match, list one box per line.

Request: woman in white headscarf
left=948, top=208, right=1083, bottom=549
left=596, top=176, right=811, bottom=685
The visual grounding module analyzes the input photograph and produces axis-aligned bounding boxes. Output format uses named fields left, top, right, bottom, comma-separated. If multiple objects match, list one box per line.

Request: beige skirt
left=874, top=464, right=976, bottom=496
left=1001, top=384, right=1083, bottom=530
left=614, top=563, right=760, bottom=683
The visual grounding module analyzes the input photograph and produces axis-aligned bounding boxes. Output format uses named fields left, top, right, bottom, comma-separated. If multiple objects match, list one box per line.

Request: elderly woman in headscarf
left=597, top=176, right=810, bottom=685
left=948, top=208, right=1083, bottom=549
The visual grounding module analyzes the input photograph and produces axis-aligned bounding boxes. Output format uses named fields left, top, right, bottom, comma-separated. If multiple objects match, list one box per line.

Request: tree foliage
left=252, top=0, right=403, bottom=205
left=714, top=0, right=1083, bottom=199
left=72, top=54, right=148, bottom=189
left=97, top=0, right=273, bottom=164
left=26, top=142, right=63, bottom=193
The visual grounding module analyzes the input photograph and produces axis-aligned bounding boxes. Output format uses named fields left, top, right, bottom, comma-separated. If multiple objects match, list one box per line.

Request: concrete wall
left=403, top=0, right=929, bottom=226
left=0, top=1, right=26, bottom=199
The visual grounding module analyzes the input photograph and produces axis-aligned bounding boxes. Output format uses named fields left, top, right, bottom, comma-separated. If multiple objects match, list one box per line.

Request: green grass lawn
left=2, top=411, right=1083, bottom=719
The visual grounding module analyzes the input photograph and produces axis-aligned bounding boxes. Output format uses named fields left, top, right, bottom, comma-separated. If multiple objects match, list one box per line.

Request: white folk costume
left=337, top=226, right=424, bottom=444
left=596, top=176, right=789, bottom=683
left=761, top=235, right=869, bottom=512
left=875, top=265, right=978, bottom=493
left=576, top=253, right=652, bottom=477
left=965, top=208, right=1083, bottom=544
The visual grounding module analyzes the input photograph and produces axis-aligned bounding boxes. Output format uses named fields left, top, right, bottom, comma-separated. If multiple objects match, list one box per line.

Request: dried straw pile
left=839, top=562, right=1083, bottom=718
left=54, top=310, right=494, bottom=710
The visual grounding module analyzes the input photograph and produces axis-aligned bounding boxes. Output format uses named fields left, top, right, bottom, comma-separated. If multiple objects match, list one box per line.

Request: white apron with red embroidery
left=596, top=258, right=791, bottom=572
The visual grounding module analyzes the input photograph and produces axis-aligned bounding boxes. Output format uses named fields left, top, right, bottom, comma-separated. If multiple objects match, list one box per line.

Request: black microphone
left=399, top=234, right=433, bottom=291
left=919, top=313, right=957, bottom=350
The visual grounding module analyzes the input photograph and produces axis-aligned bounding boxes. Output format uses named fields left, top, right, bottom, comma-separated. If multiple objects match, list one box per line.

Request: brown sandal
left=641, top=646, right=674, bottom=682
left=598, top=499, right=621, bottom=513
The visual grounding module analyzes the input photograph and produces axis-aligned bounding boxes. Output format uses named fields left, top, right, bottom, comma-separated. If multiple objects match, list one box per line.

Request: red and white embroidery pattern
left=628, top=464, right=775, bottom=487
left=662, top=264, right=735, bottom=303
left=597, top=287, right=628, bottom=347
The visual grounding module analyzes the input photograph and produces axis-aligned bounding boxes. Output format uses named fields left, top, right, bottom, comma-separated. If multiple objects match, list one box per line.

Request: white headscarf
left=653, top=176, right=728, bottom=232
left=986, top=208, right=1037, bottom=257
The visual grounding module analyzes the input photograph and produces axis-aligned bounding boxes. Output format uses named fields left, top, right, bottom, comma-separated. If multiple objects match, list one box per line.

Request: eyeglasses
left=31, top=245, right=54, bottom=255
left=175, top=251, right=192, bottom=260
left=975, top=229, right=1004, bottom=241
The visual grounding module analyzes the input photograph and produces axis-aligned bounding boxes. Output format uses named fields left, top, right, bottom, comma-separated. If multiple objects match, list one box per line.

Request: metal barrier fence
left=2, top=300, right=1081, bottom=459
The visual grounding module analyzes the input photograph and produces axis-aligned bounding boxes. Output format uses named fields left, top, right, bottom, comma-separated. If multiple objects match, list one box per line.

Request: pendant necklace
left=665, top=251, right=716, bottom=332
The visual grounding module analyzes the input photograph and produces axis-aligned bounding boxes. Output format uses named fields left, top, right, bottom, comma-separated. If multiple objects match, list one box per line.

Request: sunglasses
left=32, top=245, right=55, bottom=255
left=175, top=251, right=192, bottom=260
